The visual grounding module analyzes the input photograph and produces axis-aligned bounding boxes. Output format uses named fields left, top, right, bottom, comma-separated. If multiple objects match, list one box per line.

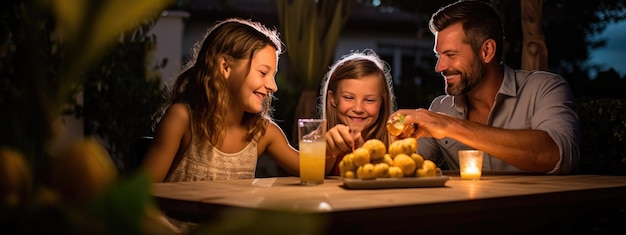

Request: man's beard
left=444, top=54, right=486, bottom=96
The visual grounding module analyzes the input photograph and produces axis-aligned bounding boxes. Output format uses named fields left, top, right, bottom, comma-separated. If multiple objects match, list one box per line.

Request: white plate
left=342, top=176, right=450, bottom=189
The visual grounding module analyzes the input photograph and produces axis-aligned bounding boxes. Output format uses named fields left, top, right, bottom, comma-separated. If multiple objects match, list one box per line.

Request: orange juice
left=299, top=141, right=326, bottom=185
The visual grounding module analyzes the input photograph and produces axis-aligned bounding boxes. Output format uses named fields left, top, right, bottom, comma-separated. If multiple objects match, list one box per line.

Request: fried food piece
left=373, top=163, right=390, bottom=178
left=386, top=113, right=407, bottom=137
left=351, top=147, right=370, bottom=167
left=393, top=154, right=416, bottom=176
left=344, top=171, right=356, bottom=179
left=403, top=138, right=418, bottom=154
left=362, top=139, right=386, bottom=161
left=387, top=113, right=418, bottom=138
left=410, top=153, right=424, bottom=169
left=388, top=141, right=407, bottom=158
left=338, top=153, right=357, bottom=173
left=416, top=159, right=437, bottom=177
left=416, top=167, right=436, bottom=177
left=356, top=163, right=376, bottom=179
left=382, top=154, right=394, bottom=166
left=388, top=166, right=404, bottom=178
left=422, top=159, right=436, bottom=170
left=388, top=138, right=416, bottom=159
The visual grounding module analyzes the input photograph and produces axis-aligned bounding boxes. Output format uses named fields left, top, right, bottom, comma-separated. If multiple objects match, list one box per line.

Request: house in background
left=152, top=0, right=437, bottom=94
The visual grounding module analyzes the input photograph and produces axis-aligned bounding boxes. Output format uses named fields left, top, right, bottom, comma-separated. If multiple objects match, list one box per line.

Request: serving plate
left=342, top=176, right=450, bottom=189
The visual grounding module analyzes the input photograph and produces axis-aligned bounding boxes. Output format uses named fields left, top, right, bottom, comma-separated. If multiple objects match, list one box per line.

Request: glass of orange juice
left=298, top=119, right=327, bottom=185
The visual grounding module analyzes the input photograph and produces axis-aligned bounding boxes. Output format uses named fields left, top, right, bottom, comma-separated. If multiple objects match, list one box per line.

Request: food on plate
left=379, top=154, right=394, bottom=166
left=339, top=153, right=357, bottom=172
left=362, top=139, right=386, bottom=161
left=422, top=159, right=436, bottom=170
left=344, top=171, right=356, bottom=179
left=416, top=160, right=437, bottom=177
left=393, top=154, right=416, bottom=176
left=410, top=153, right=425, bottom=169
left=388, top=166, right=404, bottom=178
left=351, top=147, right=370, bottom=167
left=403, top=137, right=418, bottom=153
left=388, top=137, right=418, bottom=159
left=356, top=163, right=376, bottom=179
left=338, top=136, right=440, bottom=179
left=373, top=163, right=390, bottom=178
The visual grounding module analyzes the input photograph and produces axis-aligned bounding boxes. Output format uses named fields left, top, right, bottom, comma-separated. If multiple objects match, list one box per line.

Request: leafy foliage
left=77, top=20, right=165, bottom=175
left=575, top=98, right=626, bottom=175
left=3, top=172, right=168, bottom=235
left=277, top=0, right=355, bottom=90
left=1, top=0, right=176, bottom=180
left=0, top=0, right=63, bottom=183
left=1, top=0, right=176, bottom=234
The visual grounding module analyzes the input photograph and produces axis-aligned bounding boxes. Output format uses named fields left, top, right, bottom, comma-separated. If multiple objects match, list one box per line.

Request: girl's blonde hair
left=155, top=18, right=283, bottom=148
left=319, top=49, right=396, bottom=146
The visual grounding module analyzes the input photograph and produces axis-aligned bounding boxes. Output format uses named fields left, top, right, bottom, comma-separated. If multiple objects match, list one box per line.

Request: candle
left=459, top=150, right=484, bottom=180
left=461, top=166, right=481, bottom=180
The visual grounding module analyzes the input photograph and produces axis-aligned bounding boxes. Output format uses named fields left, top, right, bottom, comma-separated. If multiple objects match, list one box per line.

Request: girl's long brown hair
left=154, top=18, right=283, bottom=148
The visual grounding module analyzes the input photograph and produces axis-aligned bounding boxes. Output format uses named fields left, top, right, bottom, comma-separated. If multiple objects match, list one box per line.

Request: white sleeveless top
left=164, top=105, right=258, bottom=182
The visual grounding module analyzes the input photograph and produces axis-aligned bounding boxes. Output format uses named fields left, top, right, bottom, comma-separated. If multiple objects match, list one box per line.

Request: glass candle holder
left=459, top=150, right=484, bottom=180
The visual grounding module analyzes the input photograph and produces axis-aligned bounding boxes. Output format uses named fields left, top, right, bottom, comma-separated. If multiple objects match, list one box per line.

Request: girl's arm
left=263, top=121, right=338, bottom=176
left=262, top=122, right=300, bottom=176
left=139, top=103, right=191, bottom=182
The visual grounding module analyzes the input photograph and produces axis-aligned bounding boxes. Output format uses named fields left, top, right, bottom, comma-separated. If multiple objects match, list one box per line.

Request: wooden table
left=152, top=174, right=626, bottom=234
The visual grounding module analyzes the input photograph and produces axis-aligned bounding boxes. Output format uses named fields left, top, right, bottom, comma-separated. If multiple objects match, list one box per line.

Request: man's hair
left=429, top=0, right=504, bottom=62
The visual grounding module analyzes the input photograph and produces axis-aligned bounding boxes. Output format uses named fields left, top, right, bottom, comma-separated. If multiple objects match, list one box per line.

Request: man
left=393, top=0, right=580, bottom=174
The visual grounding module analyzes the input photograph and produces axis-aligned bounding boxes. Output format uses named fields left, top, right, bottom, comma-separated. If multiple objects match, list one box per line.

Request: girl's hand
left=325, top=124, right=363, bottom=156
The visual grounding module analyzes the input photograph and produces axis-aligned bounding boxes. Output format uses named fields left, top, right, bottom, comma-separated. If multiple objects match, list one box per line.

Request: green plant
left=76, top=19, right=165, bottom=175
left=1, top=0, right=176, bottom=234
left=0, top=0, right=174, bottom=182
left=574, top=97, right=626, bottom=175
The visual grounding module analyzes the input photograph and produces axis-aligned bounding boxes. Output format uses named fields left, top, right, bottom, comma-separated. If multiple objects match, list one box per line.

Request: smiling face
left=328, top=75, right=382, bottom=132
left=226, top=45, right=278, bottom=113
left=434, top=22, right=486, bottom=96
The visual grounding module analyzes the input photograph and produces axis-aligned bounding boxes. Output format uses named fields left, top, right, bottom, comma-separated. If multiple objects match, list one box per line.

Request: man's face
left=433, top=22, right=485, bottom=96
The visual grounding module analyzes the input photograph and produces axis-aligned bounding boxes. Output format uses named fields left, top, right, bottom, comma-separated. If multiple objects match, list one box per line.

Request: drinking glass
left=298, top=119, right=327, bottom=185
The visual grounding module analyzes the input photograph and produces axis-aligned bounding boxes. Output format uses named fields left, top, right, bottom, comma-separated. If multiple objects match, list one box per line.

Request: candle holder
left=459, top=150, right=484, bottom=180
